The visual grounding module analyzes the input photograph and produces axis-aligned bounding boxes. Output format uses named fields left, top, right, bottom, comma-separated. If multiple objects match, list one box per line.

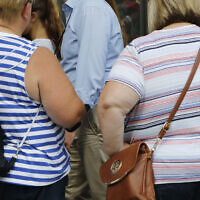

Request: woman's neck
left=31, top=21, right=49, bottom=40
left=0, top=22, right=20, bottom=36
left=162, top=22, right=192, bottom=30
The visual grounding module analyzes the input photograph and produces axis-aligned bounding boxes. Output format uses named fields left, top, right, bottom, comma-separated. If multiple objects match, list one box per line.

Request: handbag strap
left=15, top=106, right=41, bottom=157
left=152, top=48, right=200, bottom=151
left=54, top=10, right=72, bottom=56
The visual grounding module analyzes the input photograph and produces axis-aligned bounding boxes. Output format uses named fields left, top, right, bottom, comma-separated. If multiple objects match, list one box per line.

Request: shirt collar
left=62, top=0, right=81, bottom=10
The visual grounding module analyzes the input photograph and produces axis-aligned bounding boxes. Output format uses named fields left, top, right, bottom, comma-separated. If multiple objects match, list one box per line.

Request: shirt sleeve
left=74, top=6, right=111, bottom=108
left=107, top=43, right=145, bottom=99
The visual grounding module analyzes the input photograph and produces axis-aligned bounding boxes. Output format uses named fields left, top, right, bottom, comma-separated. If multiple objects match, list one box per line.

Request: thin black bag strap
left=54, top=11, right=72, bottom=56
left=152, top=48, right=200, bottom=151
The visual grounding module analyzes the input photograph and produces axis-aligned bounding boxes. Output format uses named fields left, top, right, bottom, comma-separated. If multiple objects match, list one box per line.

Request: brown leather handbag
left=99, top=49, right=200, bottom=200
left=100, top=142, right=155, bottom=200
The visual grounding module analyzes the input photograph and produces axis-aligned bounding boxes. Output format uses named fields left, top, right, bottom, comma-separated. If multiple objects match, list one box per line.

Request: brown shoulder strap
left=157, top=49, right=200, bottom=140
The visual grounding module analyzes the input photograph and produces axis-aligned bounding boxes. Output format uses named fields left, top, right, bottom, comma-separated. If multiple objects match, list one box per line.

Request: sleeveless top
left=0, top=32, right=70, bottom=186
left=33, top=38, right=55, bottom=54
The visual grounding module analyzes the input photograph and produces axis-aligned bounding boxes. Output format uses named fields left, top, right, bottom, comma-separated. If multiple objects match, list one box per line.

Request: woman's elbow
left=97, top=95, right=109, bottom=119
left=66, top=100, right=86, bottom=127
left=55, top=99, right=86, bottom=129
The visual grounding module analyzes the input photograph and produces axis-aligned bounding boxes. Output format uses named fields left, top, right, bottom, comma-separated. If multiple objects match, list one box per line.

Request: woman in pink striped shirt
left=98, top=0, right=200, bottom=199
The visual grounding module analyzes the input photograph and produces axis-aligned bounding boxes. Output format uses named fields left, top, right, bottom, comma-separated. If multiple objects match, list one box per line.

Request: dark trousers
left=155, top=181, right=200, bottom=200
left=0, top=175, right=68, bottom=200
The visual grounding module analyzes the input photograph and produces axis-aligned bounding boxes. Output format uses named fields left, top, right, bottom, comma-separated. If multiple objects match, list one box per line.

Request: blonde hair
left=148, top=0, right=200, bottom=32
left=0, top=0, right=28, bottom=23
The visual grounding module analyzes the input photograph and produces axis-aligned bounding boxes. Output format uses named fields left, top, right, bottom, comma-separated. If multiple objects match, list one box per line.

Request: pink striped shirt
left=108, top=24, right=200, bottom=184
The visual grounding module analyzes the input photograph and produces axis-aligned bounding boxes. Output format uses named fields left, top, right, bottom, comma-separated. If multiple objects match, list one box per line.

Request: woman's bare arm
left=97, top=81, right=139, bottom=156
left=25, top=47, right=86, bottom=128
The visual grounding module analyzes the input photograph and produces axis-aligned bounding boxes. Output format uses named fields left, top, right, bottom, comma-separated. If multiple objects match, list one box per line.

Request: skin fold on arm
left=97, top=81, right=139, bottom=157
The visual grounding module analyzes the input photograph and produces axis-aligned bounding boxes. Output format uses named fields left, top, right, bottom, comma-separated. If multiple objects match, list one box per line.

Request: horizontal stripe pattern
left=108, top=25, right=200, bottom=184
left=0, top=32, right=70, bottom=186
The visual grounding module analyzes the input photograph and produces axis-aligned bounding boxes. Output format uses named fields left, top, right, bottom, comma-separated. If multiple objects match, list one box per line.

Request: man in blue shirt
left=61, top=0, right=124, bottom=199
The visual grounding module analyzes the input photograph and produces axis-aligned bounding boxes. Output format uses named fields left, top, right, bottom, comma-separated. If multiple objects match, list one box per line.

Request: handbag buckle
left=151, top=137, right=161, bottom=152
left=162, top=122, right=170, bottom=132
left=110, top=159, right=122, bottom=175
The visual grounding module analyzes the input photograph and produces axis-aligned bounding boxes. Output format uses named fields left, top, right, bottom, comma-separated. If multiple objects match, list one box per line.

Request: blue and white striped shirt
left=0, top=32, right=70, bottom=186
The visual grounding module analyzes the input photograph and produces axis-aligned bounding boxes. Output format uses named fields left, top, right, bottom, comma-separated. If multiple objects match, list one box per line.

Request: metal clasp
left=151, top=122, right=170, bottom=152
left=151, top=137, right=161, bottom=152
left=110, top=159, right=122, bottom=175
left=162, top=122, right=170, bottom=132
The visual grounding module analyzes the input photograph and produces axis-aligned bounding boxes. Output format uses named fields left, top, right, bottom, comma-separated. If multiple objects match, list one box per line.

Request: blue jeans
left=155, top=181, right=200, bottom=200
left=0, top=175, right=68, bottom=200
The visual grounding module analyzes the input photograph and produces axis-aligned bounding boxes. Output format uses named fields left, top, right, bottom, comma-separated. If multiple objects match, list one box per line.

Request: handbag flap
left=100, top=142, right=149, bottom=184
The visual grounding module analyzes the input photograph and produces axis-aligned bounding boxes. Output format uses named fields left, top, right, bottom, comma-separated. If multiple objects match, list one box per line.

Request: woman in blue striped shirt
left=0, top=0, right=86, bottom=199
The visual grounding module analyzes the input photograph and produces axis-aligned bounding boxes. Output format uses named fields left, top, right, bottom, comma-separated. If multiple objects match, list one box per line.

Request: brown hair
left=105, top=0, right=127, bottom=46
left=32, top=0, right=64, bottom=59
left=148, top=0, right=200, bottom=32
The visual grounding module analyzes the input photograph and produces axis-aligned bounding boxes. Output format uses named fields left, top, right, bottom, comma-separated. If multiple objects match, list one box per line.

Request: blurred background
left=56, top=0, right=148, bottom=43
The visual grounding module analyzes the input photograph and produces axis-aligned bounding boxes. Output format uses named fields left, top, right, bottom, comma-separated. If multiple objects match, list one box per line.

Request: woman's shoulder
left=129, top=24, right=200, bottom=51
left=0, top=32, right=38, bottom=56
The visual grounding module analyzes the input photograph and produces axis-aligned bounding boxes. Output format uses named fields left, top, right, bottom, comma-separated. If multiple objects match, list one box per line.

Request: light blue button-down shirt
left=60, top=0, right=124, bottom=108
